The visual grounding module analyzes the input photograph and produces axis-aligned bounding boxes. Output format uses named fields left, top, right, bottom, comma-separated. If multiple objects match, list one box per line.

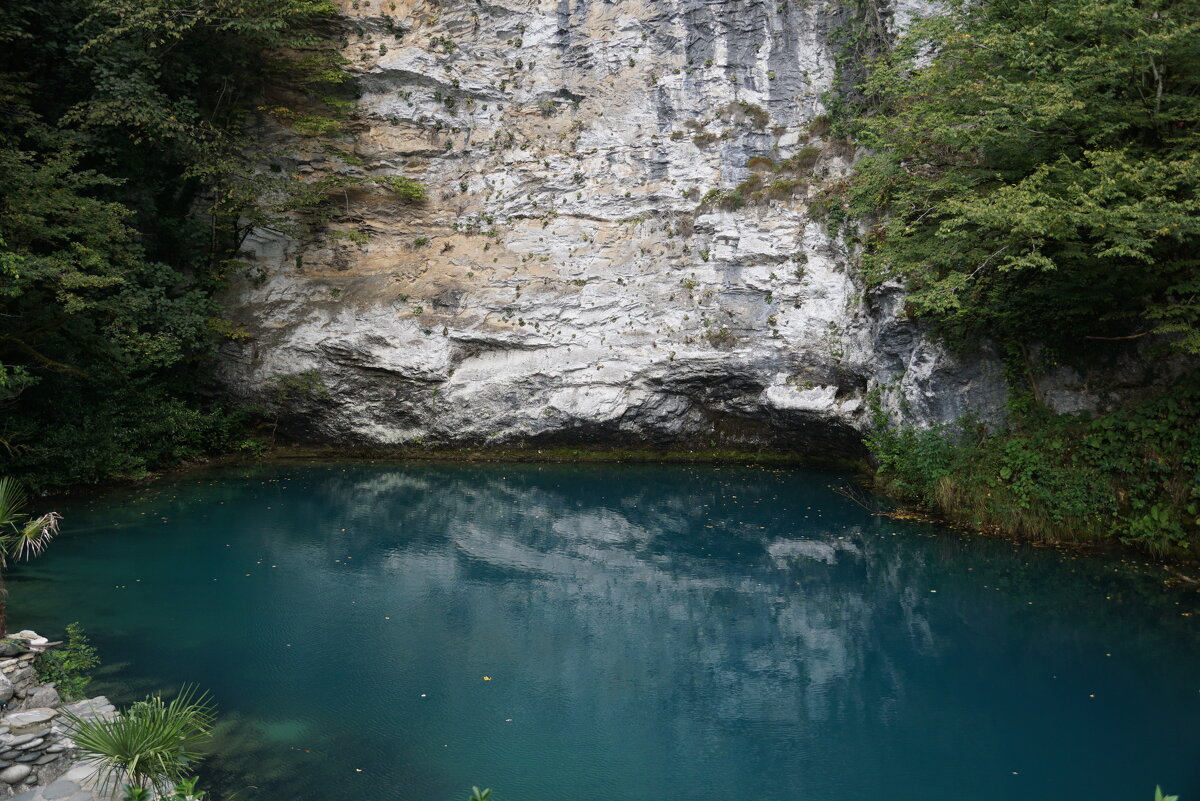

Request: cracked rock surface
left=218, top=0, right=1171, bottom=453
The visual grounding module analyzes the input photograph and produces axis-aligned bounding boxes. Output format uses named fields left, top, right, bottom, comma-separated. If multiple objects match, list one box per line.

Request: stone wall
left=0, top=632, right=116, bottom=801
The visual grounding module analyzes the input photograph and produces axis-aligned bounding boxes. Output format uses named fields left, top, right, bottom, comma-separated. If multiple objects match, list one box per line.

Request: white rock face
left=218, top=0, right=1119, bottom=453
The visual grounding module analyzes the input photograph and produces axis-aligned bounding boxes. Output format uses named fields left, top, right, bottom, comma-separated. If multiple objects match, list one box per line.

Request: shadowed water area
left=12, top=463, right=1200, bottom=801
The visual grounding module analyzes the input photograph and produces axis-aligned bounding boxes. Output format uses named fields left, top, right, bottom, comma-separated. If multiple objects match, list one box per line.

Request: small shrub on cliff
left=806, top=114, right=831, bottom=137
left=778, top=145, right=821, bottom=173
left=717, top=101, right=769, bottom=129
left=35, top=622, right=99, bottom=701
left=375, top=176, right=428, bottom=204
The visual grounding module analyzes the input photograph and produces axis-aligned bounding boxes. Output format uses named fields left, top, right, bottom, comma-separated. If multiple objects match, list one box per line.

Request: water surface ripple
left=14, top=463, right=1200, bottom=801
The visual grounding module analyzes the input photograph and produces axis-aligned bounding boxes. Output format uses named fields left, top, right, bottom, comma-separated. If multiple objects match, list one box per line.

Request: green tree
left=0, top=0, right=354, bottom=487
left=843, top=0, right=1200, bottom=358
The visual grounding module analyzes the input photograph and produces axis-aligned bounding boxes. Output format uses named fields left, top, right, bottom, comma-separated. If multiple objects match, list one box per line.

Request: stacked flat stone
left=0, top=633, right=56, bottom=714
left=0, top=633, right=116, bottom=801
left=7, top=760, right=117, bottom=801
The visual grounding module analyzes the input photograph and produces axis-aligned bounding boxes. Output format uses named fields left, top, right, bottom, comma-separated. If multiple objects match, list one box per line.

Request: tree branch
left=1085, top=330, right=1154, bottom=341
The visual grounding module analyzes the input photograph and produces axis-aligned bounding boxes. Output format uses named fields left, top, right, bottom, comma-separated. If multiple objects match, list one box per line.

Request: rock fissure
left=220, top=0, right=1152, bottom=452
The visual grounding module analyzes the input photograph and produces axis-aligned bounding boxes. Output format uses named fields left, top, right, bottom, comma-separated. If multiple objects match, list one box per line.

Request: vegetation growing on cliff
left=832, top=0, right=1200, bottom=554
left=0, top=0, right=350, bottom=488
left=844, top=0, right=1200, bottom=355
left=868, top=377, right=1200, bottom=553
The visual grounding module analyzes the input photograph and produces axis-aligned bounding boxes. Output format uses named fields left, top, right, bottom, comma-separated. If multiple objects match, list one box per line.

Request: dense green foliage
left=868, top=378, right=1200, bottom=553
left=34, top=621, right=100, bottom=700
left=0, top=0, right=349, bottom=488
left=835, top=0, right=1200, bottom=555
left=842, top=0, right=1200, bottom=355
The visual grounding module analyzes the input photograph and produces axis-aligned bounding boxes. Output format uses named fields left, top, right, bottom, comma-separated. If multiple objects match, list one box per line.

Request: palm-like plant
left=0, top=476, right=61, bottom=637
left=62, top=685, right=216, bottom=797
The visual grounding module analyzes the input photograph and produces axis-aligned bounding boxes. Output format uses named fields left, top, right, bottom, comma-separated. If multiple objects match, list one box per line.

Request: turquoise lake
left=11, top=462, right=1200, bottom=801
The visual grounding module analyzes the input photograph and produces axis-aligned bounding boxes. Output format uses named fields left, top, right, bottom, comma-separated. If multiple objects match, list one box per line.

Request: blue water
left=11, top=462, right=1200, bottom=801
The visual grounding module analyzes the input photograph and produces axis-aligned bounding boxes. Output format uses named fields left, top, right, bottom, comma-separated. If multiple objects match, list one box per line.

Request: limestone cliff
left=217, top=0, right=1148, bottom=454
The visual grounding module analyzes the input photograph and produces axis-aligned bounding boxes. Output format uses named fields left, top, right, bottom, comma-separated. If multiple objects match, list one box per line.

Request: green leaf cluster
left=122, top=776, right=207, bottom=801
left=867, top=377, right=1200, bottom=553
left=0, top=0, right=348, bottom=488
left=845, top=0, right=1200, bottom=354
left=375, top=175, right=429, bottom=204
left=34, top=621, right=100, bottom=701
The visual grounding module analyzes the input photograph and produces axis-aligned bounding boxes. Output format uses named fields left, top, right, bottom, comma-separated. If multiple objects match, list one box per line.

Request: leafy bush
left=717, top=101, right=769, bottom=129
left=34, top=622, right=99, bottom=701
left=698, top=144, right=819, bottom=210
left=123, top=776, right=208, bottom=801
left=375, top=175, right=428, bottom=204
left=867, top=377, right=1200, bottom=553
left=6, top=391, right=248, bottom=489
left=778, top=145, right=821, bottom=172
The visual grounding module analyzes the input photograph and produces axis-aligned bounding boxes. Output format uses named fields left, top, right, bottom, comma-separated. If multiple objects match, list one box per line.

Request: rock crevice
left=217, top=0, right=1168, bottom=452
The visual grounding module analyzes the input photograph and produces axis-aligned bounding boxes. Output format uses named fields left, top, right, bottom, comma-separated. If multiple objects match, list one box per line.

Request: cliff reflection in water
left=14, top=463, right=1200, bottom=801
left=269, top=465, right=925, bottom=727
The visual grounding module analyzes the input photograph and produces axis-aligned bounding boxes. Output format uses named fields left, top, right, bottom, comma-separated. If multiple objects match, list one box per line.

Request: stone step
left=2, top=711, right=56, bottom=737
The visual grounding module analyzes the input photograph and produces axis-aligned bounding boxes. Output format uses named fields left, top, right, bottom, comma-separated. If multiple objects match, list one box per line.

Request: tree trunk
left=0, top=572, right=8, bottom=639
